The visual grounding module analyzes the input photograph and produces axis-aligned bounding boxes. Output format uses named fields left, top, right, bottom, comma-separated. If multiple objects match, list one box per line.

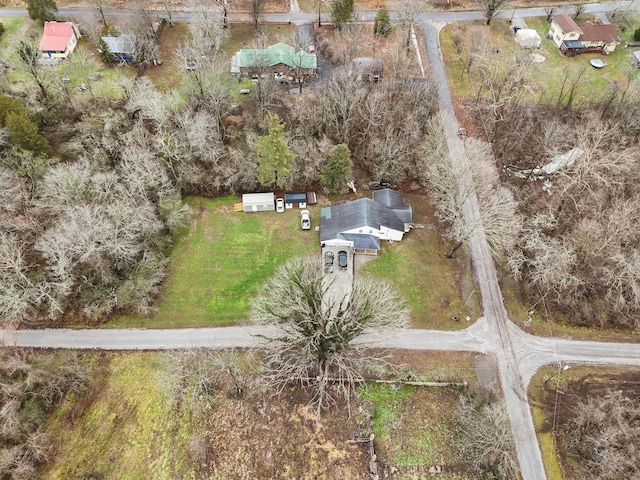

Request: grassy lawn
left=0, top=17, right=27, bottom=56
left=357, top=351, right=479, bottom=479
left=221, top=23, right=295, bottom=57
left=54, top=41, right=135, bottom=100
left=109, top=196, right=319, bottom=328
left=109, top=193, right=478, bottom=330
left=362, top=193, right=480, bottom=330
left=1, top=23, right=133, bottom=101
left=529, top=367, right=565, bottom=480
left=43, top=353, right=183, bottom=480
left=441, top=18, right=638, bottom=103
left=145, top=22, right=193, bottom=92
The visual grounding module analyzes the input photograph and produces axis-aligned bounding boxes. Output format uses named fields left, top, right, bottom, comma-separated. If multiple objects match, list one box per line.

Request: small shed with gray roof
left=101, top=35, right=136, bottom=62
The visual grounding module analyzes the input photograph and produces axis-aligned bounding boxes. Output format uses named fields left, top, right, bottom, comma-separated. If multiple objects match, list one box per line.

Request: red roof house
left=38, top=22, right=80, bottom=59
left=579, top=22, right=618, bottom=50
left=549, top=15, right=618, bottom=56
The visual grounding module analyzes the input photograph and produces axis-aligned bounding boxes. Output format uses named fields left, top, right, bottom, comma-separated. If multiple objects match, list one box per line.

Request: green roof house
left=231, top=42, right=317, bottom=79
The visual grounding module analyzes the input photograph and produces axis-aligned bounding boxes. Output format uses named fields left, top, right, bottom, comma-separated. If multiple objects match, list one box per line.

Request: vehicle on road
left=276, top=197, right=285, bottom=213
left=338, top=250, right=348, bottom=268
left=300, top=210, right=310, bottom=230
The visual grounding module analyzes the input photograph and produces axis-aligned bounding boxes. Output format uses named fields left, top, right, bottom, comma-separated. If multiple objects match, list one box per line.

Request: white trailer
left=242, top=193, right=275, bottom=212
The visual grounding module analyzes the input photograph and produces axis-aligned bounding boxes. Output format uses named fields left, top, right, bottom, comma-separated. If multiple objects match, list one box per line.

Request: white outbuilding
left=516, top=29, right=542, bottom=49
left=242, top=193, right=275, bottom=213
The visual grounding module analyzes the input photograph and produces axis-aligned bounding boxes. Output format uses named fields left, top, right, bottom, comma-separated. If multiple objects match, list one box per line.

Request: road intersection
left=1, top=3, right=639, bottom=478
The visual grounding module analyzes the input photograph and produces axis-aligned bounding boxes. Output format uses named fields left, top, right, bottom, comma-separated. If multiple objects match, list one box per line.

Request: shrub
left=0, top=96, right=29, bottom=126
left=634, top=28, right=640, bottom=42
left=331, top=0, right=354, bottom=30
left=5, top=112, right=53, bottom=157
left=374, top=7, right=392, bottom=36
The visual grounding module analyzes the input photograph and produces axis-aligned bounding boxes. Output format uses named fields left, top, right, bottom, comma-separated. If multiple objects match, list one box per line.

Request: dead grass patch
left=529, top=365, right=640, bottom=480
left=145, top=22, right=192, bottom=91
left=42, top=350, right=482, bottom=479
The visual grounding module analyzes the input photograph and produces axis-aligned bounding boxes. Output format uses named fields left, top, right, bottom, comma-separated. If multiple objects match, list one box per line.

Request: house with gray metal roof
left=100, top=35, right=136, bottom=62
left=320, top=189, right=412, bottom=255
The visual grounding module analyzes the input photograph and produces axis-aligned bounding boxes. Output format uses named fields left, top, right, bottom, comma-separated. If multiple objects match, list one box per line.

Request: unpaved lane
left=420, top=19, right=546, bottom=480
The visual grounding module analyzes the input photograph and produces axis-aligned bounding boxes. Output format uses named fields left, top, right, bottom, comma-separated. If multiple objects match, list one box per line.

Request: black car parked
left=338, top=250, right=348, bottom=268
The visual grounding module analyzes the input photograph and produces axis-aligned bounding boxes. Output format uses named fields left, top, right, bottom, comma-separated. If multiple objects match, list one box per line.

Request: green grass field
left=358, top=380, right=468, bottom=478
left=109, top=196, right=319, bottom=328
left=109, top=193, right=478, bottom=330
left=362, top=194, right=480, bottom=330
left=0, top=17, right=43, bottom=58
left=0, top=17, right=26, bottom=55
left=43, top=353, right=184, bottom=480
left=441, top=18, right=640, bottom=104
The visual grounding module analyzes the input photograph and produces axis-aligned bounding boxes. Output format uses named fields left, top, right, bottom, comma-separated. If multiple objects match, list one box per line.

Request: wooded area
left=0, top=19, right=438, bottom=327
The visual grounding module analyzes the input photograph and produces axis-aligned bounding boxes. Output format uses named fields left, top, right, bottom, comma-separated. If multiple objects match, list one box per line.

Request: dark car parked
left=338, top=250, right=348, bottom=268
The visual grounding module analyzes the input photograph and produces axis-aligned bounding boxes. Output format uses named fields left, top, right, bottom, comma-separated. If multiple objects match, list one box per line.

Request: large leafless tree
left=250, top=256, right=409, bottom=415
left=424, top=130, right=522, bottom=259
left=457, top=396, right=519, bottom=478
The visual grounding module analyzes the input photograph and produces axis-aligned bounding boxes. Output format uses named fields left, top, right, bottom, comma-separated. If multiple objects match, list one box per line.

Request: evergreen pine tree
left=5, top=111, right=53, bottom=157
left=98, top=38, right=115, bottom=64
left=320, top=144, right=352, bottom=194
left=26, top=0, right=58, bottom=22
left=331, top=0, right=354, bottom=30
left=374, top=6, right=392, bottom=36
left=255, top=114, right=295, bottom=188
left=0, top=95, right=29, bottom=126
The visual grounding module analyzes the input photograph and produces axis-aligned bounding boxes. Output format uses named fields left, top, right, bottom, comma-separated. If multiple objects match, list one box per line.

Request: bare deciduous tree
left=250, top=0, right=263, bottom=29
left=573, top=3, right=585, bottom=20
left=0, top=232, right=40, bottom=327
left=187, top=0, right=225, bottom=53
left=89, top=0, right=109, bottom=29
left=157, top=349, right=246, bottom=412
left=424, top=130, right=522, bottom=259
left=457, top=396, right=519, bottom=478
left=555, top=65, right=587, bottom=108
left=544, top=6, right=555, bottom=22
left=396, top=0, right=422, bottom=49
left=0, top=351, right=88, bottom=476
left=124, top=3, right=162, bottom=76
left=319, top=68, right=365, bottom=144
left=567, top=389, right=640, bottom=479
left=250, top=256, right=409, bottom=415
left=481, top=0, right=510, bottom=25
left=470, top=44, right=536, bottom=143
left=15, top=39, right=50, bottom=102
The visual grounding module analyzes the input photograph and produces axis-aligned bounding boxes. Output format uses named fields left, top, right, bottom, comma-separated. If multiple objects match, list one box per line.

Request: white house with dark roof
left=320, top=189, right=412, bottom=255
